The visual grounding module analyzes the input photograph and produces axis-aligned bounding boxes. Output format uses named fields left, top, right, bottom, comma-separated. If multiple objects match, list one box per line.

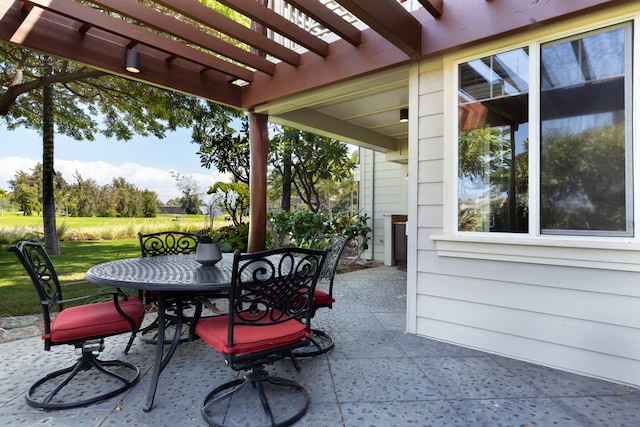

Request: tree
left=192, top=102, right=250, bottom=184
left=9, top=170, right=40, bottom=215
left=270, top=128, right=355, bottom=213
left=209, top=181, right=250, bottom=226
left=69, top=172, right=99, bottom=217
left=0, top=188, right=7, bottom=215
left=1, top=44, right=200, bottom=253
left=170, top=170, right=203, bottom=214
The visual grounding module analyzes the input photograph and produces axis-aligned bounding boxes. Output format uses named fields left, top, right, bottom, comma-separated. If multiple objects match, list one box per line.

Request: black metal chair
left=7, top=239, right=145, bottom=410
left=194, top=247, right=327, bottom=427
left=137, top=231, right=199, bottom=344
left=138, top=230, right=199, bottom=258
left=137, top=231, right=226, bottom=344
left=292, top=234, right=351, bottom=357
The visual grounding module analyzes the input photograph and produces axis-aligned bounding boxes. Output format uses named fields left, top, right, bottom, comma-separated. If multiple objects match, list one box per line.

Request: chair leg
left=201, top=367, right=309, bottom=427
left=139, top=312, right=191, bottom=345
left=25, top=343, right=140, bottom=410
left=291, top=329, right=335, bottom=358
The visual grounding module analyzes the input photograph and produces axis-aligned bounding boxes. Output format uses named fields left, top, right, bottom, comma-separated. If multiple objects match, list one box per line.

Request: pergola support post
left=248, top=111, right=269, bottom=253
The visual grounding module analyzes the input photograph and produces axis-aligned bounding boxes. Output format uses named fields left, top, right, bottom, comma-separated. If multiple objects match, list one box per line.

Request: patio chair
left=194, top=247, right=327, bottom=427
left=137, top=231, right=227, bottom=344
left=292, top=234, right=351, bottom=357
left=7, top=239, right=145, bottom=410
left=137, top=231, right=208, bottom=344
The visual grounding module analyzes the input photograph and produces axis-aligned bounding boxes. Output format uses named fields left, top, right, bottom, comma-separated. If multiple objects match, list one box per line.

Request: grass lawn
left=0, top=240, right=143, bottom=317
left=0, top=212, right=213, bottom=242
left=0, top=213, right=228, bottom=317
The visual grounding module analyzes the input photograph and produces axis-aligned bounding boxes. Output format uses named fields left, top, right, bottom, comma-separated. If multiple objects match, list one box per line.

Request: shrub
left=268, top=210, right=371, bottom=254
left=216, top=223, right=250, bottom=252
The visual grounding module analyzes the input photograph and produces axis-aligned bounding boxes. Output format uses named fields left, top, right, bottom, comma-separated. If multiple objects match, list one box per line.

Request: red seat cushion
left=47, top=297, right=145, bottom=343
left=195, top=311, right=309, bottom=355
left=313, top=289, right=335, bottom=307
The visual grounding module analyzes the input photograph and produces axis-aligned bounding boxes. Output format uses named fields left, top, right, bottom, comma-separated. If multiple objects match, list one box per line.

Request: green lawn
left=0, top=240, right=143, bottom=317
left=0, top=212, right=212, bottom=241
left=0, top=213, right=226, bottom=317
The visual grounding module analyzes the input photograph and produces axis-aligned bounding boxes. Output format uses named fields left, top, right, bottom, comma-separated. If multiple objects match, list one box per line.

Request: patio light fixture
left=400, top=108, right=409, bottom=122
left=230, top=78, right=250, bottom=87
left=124, top=49, right=140, bottom=73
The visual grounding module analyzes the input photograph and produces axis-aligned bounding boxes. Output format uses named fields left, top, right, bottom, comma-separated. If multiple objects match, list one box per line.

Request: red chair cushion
left=195, top=312, right=309, bottom=355
left=47, top=297, right=145, bottom=343
left=313, top=289, right=335, bottom=307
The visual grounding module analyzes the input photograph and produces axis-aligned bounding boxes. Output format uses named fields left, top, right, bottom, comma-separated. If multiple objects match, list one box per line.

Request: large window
left=457, top=23, right=632, bottom=236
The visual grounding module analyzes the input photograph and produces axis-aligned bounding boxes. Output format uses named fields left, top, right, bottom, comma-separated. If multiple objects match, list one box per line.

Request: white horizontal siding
left=362, top=150, right=407, bottom=262
left=409, top=7, right=640, bottom=388
left=416, top=316, right=640, bottom=387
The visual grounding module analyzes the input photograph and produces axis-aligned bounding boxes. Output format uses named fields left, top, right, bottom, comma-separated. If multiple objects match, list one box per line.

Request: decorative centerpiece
left=195, top=232, right=227, bottom=266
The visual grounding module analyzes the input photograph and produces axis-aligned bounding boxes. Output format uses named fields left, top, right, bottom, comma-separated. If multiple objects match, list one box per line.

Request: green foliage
left=290, top=210, right=332, bottom=246
left=192, top=103, right=250, bottom=184
left=268, top=210, right=371, bottom=253
left=269, top=209, right=330, bottom=247
left=0, top=213, right=211, bottom=244
left=541, top=123, right=626, bottom=231
left=332, top=213, right=372, bottom=252
left=209, top=181, right=250, bottom=226
left=0, top=45, right=200, bottom=140
left=8, top=165, right=161, bottom=218
left=170, top=171, right=202, bottom=214
left=458, top=126, right=529, bottom=232
left=216, top=223, right=250, bottom=252
left=269, top=127, right=356, bottom=213
left=195, top=229, right=232, bottom=252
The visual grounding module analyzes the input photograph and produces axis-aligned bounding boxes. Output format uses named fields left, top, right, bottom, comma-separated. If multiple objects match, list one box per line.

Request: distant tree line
left=8, top=163, right=159, bottom=217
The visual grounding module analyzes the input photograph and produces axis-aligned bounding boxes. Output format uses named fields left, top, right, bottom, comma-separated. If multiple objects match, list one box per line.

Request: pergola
left=0, top=0, right=617, bottom=250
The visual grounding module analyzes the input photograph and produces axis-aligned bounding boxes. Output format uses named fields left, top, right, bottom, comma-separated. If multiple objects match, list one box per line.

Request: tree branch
left=0, top=69, right=106, bottom=116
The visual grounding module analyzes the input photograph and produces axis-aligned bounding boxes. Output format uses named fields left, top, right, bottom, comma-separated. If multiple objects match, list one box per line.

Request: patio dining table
left=85, top=253, right=235, bottom=412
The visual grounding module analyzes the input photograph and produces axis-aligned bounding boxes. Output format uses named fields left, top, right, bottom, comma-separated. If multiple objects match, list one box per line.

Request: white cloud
left=0, top=156, right=229, bottom=203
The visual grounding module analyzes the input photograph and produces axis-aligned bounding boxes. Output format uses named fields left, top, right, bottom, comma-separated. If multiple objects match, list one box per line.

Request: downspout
left=360, top=147, right=374, bottom=261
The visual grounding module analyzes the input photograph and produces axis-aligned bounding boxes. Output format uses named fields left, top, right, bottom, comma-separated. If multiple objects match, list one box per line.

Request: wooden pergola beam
left=217, top=0, right=329, bottom=57
left=154, top=0, right=302, bottom=67
left=89, top=0, right=276, bottom=75
left=277, top=0, right=361, bottom=46
left=418, top=0, right=443, bottom=18
left=334, top=0, right=421, bottom=57
left=0, top=0, right=242, bottom=106
left=25, top=0, right=254, bottom=81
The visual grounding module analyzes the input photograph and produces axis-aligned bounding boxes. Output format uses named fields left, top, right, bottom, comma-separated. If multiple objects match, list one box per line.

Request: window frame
left=433, top=11, right=640, bottom=272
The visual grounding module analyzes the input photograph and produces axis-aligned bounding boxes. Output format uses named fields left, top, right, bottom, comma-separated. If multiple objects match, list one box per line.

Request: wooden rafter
left=285, top=0, right=362, bottom=46
left=89, top=0, right=276, bottom=75
left=153, top=0, right=302, bottom=67
left=417, top=0, right=443, bottom=19
left=25, top=0, right=253, bottom=81
left=216, top=0, right=329, bottom=57
left=334, top=0, right=421, bottom=57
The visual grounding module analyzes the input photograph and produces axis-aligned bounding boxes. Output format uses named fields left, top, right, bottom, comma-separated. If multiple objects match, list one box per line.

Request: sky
left=0, top=125, right=229, bottom=203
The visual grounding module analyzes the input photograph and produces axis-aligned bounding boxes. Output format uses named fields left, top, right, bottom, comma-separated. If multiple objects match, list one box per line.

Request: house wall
left=408, top=4, right=640, bottom=387
left=358, top=148, right=407, bottom=262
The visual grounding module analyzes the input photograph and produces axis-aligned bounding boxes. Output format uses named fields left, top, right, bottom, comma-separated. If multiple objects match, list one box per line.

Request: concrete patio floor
left=1, top=265, right=638, bottom=426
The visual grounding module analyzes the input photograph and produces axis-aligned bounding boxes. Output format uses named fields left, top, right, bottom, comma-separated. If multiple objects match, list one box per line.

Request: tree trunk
left=42, top=56, right=60, bottom=255
left=281, top=151, right=292, bottom=212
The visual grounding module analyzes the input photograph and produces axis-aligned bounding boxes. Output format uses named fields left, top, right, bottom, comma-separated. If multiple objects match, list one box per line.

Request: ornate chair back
left=138, top=231, right=198, bottom=257
left=7, top=239, right=145, bottom=409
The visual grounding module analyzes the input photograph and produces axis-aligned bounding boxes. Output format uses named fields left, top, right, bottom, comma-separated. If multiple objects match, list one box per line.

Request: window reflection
left=458, top=48, right=529, bottom=233
left=540, top=26, right=630, bottom=235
